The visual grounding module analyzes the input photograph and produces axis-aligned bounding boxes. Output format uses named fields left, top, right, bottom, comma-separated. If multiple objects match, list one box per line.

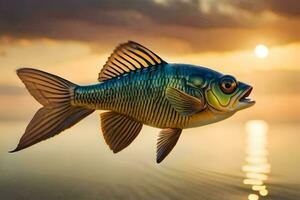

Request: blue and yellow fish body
left=12, top=41, right=255, bottom=163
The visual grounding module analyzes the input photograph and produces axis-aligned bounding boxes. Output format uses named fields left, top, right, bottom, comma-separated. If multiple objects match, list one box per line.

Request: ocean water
left=0, top=114, right=299, bottom=200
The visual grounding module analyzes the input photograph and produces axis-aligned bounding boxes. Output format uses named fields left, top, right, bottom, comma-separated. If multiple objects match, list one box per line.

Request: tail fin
left=10, top=68, right=94, bottom=152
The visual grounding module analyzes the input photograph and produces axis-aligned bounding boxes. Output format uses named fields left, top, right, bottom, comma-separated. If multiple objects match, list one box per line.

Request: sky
left=1, top=0, right=300, bottom=52
left=0, top=3, right=300, bottom=199
left=0, top=0, right=300, bottom=122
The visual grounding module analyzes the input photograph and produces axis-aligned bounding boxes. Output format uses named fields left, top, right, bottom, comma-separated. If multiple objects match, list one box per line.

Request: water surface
left=0, top=115, right=299, bottom=200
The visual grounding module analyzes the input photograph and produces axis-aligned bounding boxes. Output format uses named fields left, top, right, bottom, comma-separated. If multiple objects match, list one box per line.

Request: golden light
left=248, top=194, right=259, bottom=200
left=243, top=120, right=270, bottom=199
left=254, top=44, right=269, bottom=59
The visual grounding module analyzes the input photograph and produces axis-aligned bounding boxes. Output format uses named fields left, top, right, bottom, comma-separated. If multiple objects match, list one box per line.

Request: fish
left=11, top=41, right=255, bottom=163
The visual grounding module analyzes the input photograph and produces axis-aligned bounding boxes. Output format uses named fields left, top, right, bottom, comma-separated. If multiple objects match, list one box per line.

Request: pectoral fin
left=166, top=87, right=205, bottom=116
left=100, top=112, right=143, bottom=153
left=156, top=128, right=182, bottom=163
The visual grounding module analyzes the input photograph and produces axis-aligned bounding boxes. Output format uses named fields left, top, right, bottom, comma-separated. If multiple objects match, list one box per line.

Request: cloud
left=0, top=50, right=6, bottom=57
left=270, top=0, right=300, bottom=16
left=0, top=0, right=300, bottom=52
left=223, top=0, right=300, bottom=16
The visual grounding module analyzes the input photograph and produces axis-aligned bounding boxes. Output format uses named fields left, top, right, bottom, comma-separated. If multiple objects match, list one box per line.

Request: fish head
left=205, top=74, right=255, bottom=113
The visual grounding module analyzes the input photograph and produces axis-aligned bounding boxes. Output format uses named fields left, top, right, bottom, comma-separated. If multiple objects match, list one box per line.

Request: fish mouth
left=237, top=86, right=255, bottom=110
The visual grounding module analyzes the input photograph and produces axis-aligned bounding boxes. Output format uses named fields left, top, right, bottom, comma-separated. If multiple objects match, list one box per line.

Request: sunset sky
left=1, top=2, right=300, bottom=199
left=0, top=0, right=299, bottom=122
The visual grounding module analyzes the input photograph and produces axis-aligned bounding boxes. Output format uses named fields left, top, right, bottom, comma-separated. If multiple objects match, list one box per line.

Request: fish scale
left=73, top=65, right=190, bottom=129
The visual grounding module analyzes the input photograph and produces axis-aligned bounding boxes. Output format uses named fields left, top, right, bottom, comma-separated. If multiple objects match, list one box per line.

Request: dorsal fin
left=98, top=41, right=166, bottom=82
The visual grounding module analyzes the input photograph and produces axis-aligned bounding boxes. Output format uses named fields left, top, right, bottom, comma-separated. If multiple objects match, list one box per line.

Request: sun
left=254, top=44, right=269, bottom=59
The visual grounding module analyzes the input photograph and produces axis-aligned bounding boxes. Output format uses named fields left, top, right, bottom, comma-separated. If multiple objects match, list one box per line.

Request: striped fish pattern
left=11, top=41, right=255, bottom=163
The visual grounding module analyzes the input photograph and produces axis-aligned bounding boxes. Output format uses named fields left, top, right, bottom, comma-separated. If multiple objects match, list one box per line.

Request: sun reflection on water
left=243, top=120, right=270, bottom=200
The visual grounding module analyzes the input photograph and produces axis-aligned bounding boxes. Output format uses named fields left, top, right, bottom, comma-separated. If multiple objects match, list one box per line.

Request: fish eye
left=219, top=75, right=237, bottom=94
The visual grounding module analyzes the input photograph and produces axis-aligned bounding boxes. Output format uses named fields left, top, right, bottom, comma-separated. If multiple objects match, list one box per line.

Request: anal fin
left=100, top=111, right=143, bottom=153
left=157, top=128, right=182, bottom=163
